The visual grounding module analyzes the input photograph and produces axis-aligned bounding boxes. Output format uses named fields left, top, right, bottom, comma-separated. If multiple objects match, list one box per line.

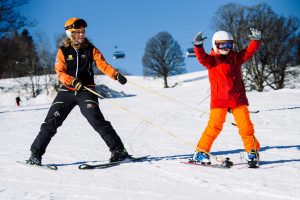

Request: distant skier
left=192, top=28, right=262, bottom=168
left=27, top=18, right=130, bottom=166
left=16, top=96, right=21, bottom=106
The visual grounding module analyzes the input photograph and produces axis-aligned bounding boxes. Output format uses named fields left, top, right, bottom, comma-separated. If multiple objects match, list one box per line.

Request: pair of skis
left=18, top=155, right=258, bottom=170
left=181, top=159, right=259, bottom=169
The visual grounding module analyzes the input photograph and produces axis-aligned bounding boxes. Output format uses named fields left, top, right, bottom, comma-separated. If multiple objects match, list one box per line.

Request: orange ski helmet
left=64, top=18, right=87, bottom=39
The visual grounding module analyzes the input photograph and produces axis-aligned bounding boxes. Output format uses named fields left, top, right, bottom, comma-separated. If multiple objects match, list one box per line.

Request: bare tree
left=54, top=32, right=65, bottom=49
left=142, top=31, right=186, bottom=88
left=0, top=0, right=34, bottom=36
left=212, top=3, right=300, bottom=91
left=19, top=29, right=43, bottom=97
left=212, top=3, right=248, bottom=51
left=0, top=0, right=36, bottom=79
left=35, top=31, right=56, bottom=95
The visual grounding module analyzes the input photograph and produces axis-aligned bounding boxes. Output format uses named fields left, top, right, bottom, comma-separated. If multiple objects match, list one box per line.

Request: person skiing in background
left=16, top=96, right=21, bottom=106
left=192, top=28, right=262, bottom=168
left=27, top=18, right=130, bottom=165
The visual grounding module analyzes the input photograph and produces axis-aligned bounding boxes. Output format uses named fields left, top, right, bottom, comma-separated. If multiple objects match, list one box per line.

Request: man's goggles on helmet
left=65, top=19, right=87, bottom=31
left=215, top=41, right=233, bottom=49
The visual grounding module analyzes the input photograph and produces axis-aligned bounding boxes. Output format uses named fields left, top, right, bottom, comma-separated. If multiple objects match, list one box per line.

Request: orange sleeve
left=93, top=47, right=118, bottom=79
left=54, top=48, right=74, bottom=85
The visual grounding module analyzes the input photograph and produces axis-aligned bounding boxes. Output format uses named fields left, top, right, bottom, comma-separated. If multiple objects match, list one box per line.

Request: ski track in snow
left=0, top=71, right=300, bottom=200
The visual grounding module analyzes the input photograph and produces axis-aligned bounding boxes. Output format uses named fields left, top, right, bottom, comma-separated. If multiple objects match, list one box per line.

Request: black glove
left=115, top=73, right=127, bottom=85
left=71, top=78, right=83, bottom=91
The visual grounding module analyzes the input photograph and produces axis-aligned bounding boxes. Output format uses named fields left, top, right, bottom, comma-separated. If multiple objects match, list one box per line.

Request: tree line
left=0, top=0, right=61, bottom=97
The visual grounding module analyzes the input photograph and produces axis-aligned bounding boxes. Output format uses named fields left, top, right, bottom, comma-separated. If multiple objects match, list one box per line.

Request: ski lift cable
left=127, top=80, right=237, bottom=126
left=83, top=86, right=195, bottom=147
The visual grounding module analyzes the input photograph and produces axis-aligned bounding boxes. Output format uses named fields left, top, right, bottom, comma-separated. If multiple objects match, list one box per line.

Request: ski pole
left=83, top=86, right=105, bottom=99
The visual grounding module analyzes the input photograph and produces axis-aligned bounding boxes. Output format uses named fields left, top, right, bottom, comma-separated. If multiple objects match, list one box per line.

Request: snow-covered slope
left=0, top=71, right=300, bottom=200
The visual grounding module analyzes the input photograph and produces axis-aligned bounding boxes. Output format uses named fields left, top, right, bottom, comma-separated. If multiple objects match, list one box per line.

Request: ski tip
left=17, top=161, right=58, bottom=170
left=48, top=165, right=58, bottom=170
left=78, top=164, right=90, bottom=170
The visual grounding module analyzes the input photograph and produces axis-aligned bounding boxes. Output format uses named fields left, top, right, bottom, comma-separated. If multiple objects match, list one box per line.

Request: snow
left=0, top=71, right=300, bottom=200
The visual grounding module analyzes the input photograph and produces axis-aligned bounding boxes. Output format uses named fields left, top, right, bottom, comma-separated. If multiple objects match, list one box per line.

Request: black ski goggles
left=65, top=19, right=87, bottom=31
left=215, top=41, right=233, bottom=49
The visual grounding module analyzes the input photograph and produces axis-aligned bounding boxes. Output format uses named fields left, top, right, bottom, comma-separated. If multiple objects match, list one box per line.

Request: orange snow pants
left=196, top=105, right=260, bottom=153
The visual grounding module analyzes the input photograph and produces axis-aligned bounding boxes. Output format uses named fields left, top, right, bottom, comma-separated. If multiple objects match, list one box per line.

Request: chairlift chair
left=113, top=51, right=125, bottom=59
left=186, top=47, right=196, bottom=58
left=113, top=45, right=125, bottom=59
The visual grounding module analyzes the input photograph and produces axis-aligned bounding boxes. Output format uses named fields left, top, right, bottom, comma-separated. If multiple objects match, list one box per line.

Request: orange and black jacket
left=54, top=39, right=118, bottom=91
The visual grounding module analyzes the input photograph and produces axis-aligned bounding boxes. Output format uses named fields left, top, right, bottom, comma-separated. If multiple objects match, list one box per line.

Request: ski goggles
left=74, top=28, right=86, bottom=35
left=215, top=41, right=233, bottom=49
left=65, top=19, right=87, bottom=31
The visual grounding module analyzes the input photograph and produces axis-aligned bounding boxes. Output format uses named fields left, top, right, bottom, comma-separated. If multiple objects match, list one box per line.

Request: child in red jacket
left=192, top=28, right=261, bottom=168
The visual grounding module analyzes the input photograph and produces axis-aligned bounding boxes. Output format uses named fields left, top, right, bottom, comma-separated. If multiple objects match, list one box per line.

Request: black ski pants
left=30, top=90, right=124, bottom=156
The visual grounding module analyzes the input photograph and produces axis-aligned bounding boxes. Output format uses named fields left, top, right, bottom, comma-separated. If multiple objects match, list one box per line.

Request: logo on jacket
left=67, top=55, right=74, bottom=60
left=87, top=103, right=97, bottom=109
left=81, top=55, right=86, bottom=59
left=54, top=111, right=60, bottom=117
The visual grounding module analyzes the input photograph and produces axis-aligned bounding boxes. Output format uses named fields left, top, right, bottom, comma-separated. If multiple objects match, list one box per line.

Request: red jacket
left=194, top=40, right=261, bottom=109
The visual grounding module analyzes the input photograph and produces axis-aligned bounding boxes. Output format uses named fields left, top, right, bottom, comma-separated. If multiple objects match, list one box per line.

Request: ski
left=181, top=157, right=233, bottom=169
left=78, top=155, right=150, bottom=170
left=181, top=160, right=232, bottom=169
left=17, top=161, right=58, bottom=170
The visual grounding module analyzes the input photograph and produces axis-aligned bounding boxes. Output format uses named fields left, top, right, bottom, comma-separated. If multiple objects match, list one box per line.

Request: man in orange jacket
left=27, top=18, right=130, bottom=165
left=192, top=28, right=261, bottom=168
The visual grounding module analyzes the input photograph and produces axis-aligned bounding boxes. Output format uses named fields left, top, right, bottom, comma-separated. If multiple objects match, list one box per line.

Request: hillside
left=0, top=71, right=300, bottom=200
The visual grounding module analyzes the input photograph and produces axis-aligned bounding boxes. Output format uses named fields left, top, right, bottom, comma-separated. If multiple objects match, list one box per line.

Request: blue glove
left=249, top=28, right=261, bottom=40
left=194, top=32, right=207, bottom=46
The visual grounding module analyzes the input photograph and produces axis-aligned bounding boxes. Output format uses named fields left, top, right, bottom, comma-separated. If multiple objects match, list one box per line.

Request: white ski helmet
left=212, top=31, right=234, bottom=53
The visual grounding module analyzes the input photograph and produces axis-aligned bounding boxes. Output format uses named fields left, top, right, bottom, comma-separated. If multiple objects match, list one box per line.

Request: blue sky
left=19, top=0, right=300, bottom=75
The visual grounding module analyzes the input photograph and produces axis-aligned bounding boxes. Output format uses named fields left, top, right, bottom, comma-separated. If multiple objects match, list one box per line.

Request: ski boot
left=109, top=147, right=131, bottom=163
left=27, top=152, right=42, bottom=165
left=248, top=150, right=259, bottom=168
left=191, top=151, right=211, bottom=165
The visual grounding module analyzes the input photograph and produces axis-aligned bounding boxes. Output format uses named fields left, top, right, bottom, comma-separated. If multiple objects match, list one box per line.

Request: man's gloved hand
left=115, top=73, right=127, bottom=85
left=249, top=28, right=261, bottom=40
left=71, top=78, right=83, bottom=91
left=194, top=32, right=207, bottom=47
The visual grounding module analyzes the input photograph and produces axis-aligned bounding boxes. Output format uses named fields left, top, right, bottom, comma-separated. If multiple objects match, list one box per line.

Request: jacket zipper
left=75, top=49, right=79, bottom=95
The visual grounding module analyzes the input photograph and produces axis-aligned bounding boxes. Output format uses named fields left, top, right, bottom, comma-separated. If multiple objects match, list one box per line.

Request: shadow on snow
left=45, top=144, right=300, bottom=167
